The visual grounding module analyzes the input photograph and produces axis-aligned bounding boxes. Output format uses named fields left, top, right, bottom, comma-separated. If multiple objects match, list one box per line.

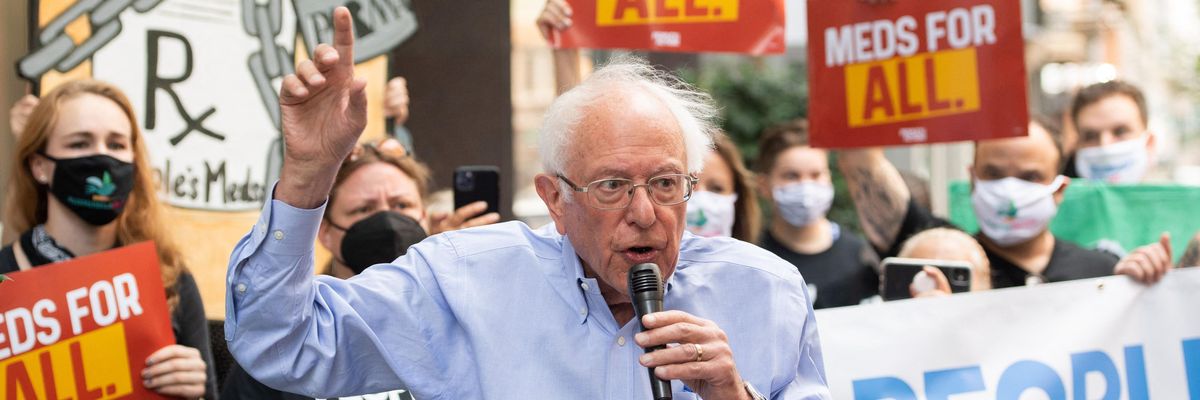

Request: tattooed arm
left=837, top=148, right=912, bottom=253
left=537, top=0, right=584, bottom=95
left=1179, top=231, right=1200, bottom=268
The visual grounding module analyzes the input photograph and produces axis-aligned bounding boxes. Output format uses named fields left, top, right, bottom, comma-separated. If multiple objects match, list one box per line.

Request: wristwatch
left=743, top=381, right=767, bottom=400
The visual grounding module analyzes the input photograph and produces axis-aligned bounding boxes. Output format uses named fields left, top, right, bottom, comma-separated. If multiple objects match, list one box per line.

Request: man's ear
left=534, top=173, right=568, bottom=234
left=1053, top=176, right=1071, bottom=205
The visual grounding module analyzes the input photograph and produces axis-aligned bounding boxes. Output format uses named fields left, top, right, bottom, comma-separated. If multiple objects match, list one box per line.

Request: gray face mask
left=772, top=182, right=834, bottom=227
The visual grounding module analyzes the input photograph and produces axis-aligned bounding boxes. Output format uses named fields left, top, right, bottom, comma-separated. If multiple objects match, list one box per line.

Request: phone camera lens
left=456, top=171, right=476, bottom=191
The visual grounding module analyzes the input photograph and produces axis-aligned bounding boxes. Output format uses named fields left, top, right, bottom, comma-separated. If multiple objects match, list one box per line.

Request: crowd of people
left=2, top=3, right=1198, bottom=399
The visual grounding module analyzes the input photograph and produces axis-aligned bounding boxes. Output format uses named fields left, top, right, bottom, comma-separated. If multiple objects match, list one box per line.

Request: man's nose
left=624, top=186, right=657, bottom=228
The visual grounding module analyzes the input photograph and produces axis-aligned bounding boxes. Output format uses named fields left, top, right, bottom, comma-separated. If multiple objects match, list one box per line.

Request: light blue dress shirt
left=225, top=196, right=831, bottom=399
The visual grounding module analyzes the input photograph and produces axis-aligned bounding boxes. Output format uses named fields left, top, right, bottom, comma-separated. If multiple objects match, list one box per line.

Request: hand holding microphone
left=628, top=264, right=755, bottom=400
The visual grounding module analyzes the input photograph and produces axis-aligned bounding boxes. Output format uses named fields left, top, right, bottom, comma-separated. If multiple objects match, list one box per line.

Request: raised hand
left=427, top=201, right=501, bottom=235
left=9, top=94, right=38, bottom=139
left=537, top=0, right=573, bottom=42
left=1115, top=232, right=1173, bottom=284
left=384, top=77, right=410, bottom=125
left=277, top=6, right=368, bottom=209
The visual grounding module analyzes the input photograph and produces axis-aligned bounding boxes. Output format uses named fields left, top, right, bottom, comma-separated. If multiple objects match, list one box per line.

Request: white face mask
left=971, top=176, right=1066, bottom=246
left=686, top=191, right=738, bottom=238
left=1074, top=134, right=1150, bottom=183
left=773, top=182, right=834, bottom=227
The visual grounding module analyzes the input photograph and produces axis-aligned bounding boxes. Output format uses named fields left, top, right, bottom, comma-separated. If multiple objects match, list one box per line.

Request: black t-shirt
left=890, top=200, right=1119, bottom=288
left=759, top=225, right=880, bottom=309
left=987, top=238, right=1118, bottom=288
left=1, top=233, right=218, bottom=399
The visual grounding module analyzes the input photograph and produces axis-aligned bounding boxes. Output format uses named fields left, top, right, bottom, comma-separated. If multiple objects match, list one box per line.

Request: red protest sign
left=807, top=0, right=1028, bottom=148
left=555, top=0, right=786, bottom=55
left=0, top=242, right=173, bottom=400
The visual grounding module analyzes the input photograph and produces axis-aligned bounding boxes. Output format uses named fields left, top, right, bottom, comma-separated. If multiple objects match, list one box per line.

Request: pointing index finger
left=333, top=6, right=355, bottom=67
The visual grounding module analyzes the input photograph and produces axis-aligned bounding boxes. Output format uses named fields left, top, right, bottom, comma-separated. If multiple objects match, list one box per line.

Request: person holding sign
left=0, top=80, right=215, bottom=398
left=753, top=120, right=880, bottom=309
left=837, top=119, right=1169, bottom=288
left=225, top=7, right=828, bottom=399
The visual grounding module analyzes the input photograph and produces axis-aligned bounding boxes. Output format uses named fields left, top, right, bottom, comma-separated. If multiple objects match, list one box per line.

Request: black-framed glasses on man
left=556, top=173, right=698, bottom=210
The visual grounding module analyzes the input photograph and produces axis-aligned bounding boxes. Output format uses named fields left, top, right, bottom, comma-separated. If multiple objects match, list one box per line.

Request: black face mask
left=42, top=154, right=135, bottom=226
left=330, top=211, right=428, bottom=275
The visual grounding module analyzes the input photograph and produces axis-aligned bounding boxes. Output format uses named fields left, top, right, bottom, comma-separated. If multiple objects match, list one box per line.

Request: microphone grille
left=628, top=263, right=662, bottom=294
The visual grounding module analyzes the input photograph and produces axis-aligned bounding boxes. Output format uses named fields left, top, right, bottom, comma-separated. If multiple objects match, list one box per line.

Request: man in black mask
left=315, top=138, right=498, bottom=278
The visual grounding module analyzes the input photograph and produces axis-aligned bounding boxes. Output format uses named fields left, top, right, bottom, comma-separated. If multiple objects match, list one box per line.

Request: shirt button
left=579, top=307, right=587, bottom=316
left=273, top=230, right=284, bottom=240
left=617, top=336, right=626, bottom=346
left=580, top=282, right=590, bottom=291
left=236, top=283, right=247, bottom=294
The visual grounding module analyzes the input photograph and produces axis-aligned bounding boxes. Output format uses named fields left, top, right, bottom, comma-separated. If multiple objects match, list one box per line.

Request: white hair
left=538, top=57, right=718, bottom=199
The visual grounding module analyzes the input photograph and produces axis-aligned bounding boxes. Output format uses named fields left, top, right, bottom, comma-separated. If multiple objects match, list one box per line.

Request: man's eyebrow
left=980, top=163, right=1004, bottom=173
left=587, top=163, right=685, bottom=180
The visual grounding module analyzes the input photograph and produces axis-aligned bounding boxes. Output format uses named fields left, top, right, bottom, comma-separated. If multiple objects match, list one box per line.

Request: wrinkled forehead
left=566, top=87, right=687, bottom=176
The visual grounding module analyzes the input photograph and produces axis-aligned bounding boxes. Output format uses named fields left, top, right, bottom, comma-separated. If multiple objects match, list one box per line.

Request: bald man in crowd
left=837, top=120, right=1168, bottom=288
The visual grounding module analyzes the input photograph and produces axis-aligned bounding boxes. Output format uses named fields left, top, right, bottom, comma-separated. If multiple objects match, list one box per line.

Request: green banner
left=949, top=181, right=1200, bottom=260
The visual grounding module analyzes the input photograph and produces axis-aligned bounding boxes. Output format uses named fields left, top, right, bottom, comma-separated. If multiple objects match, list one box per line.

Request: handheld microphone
left=628, top=263, right=672, bottom=400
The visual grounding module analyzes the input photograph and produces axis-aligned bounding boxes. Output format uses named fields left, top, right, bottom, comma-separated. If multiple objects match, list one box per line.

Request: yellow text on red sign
left=597, top=0, right=739, bottom=26
left=2, top=323, right=133, bottom=399
left=845, top=48, right=981, bottom=127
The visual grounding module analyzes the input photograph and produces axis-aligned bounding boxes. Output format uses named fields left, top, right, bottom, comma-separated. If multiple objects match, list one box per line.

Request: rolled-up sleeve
left=224, top=186, right=465, bottom=398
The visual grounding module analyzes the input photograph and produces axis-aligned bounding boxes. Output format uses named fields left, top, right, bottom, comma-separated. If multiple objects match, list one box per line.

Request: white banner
left=815, top=268, right=1200, bottom=400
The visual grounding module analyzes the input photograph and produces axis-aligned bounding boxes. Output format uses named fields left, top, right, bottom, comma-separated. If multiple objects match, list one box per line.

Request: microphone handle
left=637, top=298, right=672, bottom=400
left=643, top=343, right=672, bottom=400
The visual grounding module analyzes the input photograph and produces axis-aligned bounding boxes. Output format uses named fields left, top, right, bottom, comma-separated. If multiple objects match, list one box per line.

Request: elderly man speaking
left=225, top=8, right=829, bottom=400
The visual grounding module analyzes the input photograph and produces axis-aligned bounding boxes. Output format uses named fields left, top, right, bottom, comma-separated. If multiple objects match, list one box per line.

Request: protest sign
left=807, top=0, right=1027, bottom=148
left=0, top=242, right=173, bottom=400
left=555, top=0, right=786, bottom=54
